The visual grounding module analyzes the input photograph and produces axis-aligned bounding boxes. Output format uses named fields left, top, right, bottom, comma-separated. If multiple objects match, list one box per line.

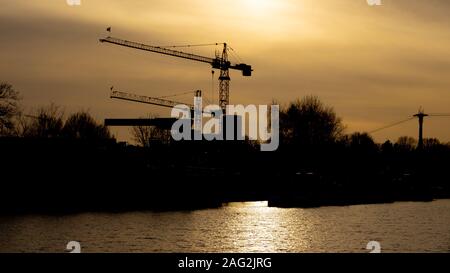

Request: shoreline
left=2, top=197, right=449, bottom=216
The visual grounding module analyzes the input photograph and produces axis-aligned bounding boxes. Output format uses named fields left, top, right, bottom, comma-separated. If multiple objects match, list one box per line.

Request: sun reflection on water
left=2, top=201, right=449, bottom=252
left=219, top=202, right=313, bottom=252
left=222, top=201, right=269, bottom=207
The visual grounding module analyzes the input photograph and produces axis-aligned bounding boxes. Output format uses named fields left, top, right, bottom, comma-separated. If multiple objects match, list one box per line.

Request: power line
left=429, top=113, right=450, bottom=117
left=369, top=117, right=415, bottom=134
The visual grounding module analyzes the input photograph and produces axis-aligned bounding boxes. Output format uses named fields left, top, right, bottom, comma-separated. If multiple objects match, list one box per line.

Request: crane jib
left=99, top=37, right=252, bottom=76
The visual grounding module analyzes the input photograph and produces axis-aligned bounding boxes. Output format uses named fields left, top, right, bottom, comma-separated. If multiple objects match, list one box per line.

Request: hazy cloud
left=1, top=0, right=450, bottom=142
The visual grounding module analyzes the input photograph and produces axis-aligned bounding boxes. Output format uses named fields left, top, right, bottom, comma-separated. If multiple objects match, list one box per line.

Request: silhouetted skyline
left=1, top=0, right=450, bottom=142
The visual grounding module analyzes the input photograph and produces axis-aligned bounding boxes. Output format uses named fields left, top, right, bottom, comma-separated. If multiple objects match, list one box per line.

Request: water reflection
left=0, top=200, right=449, bottom=253
left=219, top=201, right=308, bottom=252
left=223, top=201, right=269, bottom=207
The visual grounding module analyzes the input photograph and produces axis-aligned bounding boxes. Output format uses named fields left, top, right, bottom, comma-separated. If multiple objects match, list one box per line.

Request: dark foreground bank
left=0, top=137, right=449, bottom=213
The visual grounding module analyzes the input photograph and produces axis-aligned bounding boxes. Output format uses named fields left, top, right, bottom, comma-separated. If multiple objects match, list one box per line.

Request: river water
left=1, top=200, right=449, bottom=253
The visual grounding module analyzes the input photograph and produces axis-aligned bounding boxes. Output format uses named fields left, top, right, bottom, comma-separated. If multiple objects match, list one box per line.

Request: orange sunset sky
left=1, top=0, right=449, bottom=142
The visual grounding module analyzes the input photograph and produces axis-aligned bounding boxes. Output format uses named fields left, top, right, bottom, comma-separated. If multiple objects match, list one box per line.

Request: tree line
left=0, top=82, right=111, bottom=140
left=2, top=81, right=450, bottom=152
left=277, top=95, right=450, bottom=153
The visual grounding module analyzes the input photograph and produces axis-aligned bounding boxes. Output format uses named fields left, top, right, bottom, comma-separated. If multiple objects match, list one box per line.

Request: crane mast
left=219, top=43, right=230, bottom=112
left=100, top=36, right=252, bottom=111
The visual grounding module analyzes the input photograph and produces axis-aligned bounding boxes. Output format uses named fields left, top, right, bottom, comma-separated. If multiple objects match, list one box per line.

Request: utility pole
left=413, top=109, right=429, bottom=150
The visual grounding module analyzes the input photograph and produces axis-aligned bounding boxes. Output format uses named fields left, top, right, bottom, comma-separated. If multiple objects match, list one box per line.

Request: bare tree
left=26, top=103, right=64, bottom=138
left=131, top=115, right=171, bottom=147
left=280, top=95, right=345, bottom=147
left=63, top=111, right=111, bottom=140
left=0, top=82, right=21, bottom=136
left=346, top=132, right=378, bottom=153
left=395, top=136, right=417, bottom=152
left=423, top=138, right=443, bottom=151
left=131, top=125, right=152, bottom=147
left=13, top=114, right=34, bottom=137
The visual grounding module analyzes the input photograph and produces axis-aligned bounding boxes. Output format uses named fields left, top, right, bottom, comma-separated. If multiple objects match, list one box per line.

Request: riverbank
left=1, top=137, right=449, bottom=214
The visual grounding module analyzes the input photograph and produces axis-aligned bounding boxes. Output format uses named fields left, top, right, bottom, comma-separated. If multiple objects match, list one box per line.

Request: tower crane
left=109, top=89, right=217, bottom=120
left=110, top=89, right=200, bottom=111
left=99, top=35, right=253, bottom=110
left=105, top=89, right=202, bottom=128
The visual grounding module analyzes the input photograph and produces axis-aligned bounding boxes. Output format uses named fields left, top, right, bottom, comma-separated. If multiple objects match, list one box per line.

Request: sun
left=244, top=0, right=277, bottom=16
